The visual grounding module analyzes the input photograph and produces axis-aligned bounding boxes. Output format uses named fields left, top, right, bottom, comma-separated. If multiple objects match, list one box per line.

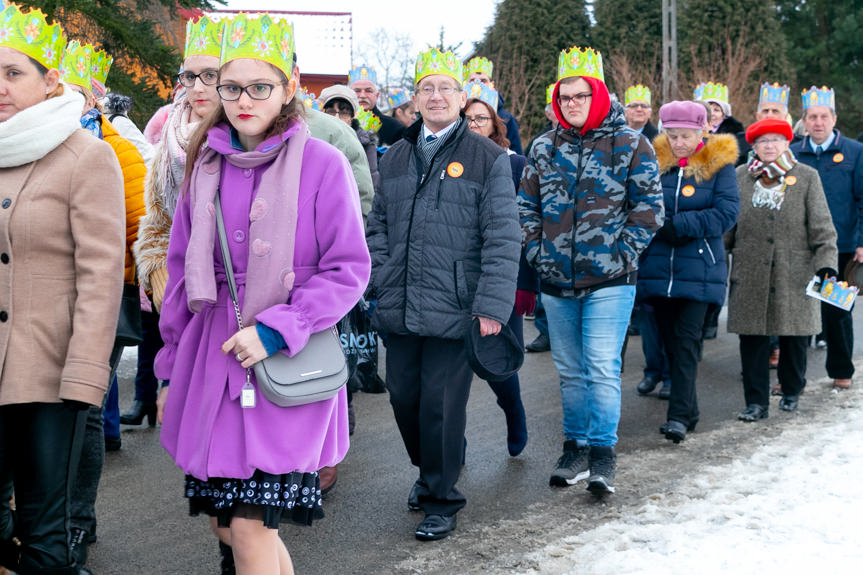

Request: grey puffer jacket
left=366, top=117, right=521, bottom=339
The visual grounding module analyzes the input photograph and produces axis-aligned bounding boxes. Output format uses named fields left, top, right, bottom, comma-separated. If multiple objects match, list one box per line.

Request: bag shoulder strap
left=214, top=191, right=243, bottom=331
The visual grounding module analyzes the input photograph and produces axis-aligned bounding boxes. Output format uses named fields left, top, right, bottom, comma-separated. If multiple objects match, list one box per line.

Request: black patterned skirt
left=185, top=469, right=322, bottom=528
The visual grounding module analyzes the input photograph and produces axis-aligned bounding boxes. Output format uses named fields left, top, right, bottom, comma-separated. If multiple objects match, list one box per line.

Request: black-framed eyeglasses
left=177, top=70, right=219, bottom=88
left=325, top=109, right=353, bottom=120
left=465, top=115, right=491, bottom=127
left=626, top=103, right=650, bottom=110
left=216, top=82, right=283, bottom=101
left=558, top=93, right=593, bottom=106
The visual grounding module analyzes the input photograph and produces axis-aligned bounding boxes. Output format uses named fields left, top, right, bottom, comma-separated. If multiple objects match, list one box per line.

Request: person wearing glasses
left=463, top=81, right=537, bottom=458
left=319, top=84, right=380, bottom=192
left=623, top=84, right=658, bottom=142
left=520, top=46, right=663, bottom=495
left=638, top=101, right=740, bottom=443
left=727, top=118, right=837, bottom=422
left=464, top=57, right=523, bottom=155
left=367, top=49, right=520, bottom=541
left=155, top=13, right=369, bottom=574
left=349, top=64, right=404, bottom=146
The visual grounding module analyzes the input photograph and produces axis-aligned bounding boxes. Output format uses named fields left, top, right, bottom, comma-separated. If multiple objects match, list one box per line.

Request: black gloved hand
left=656, top=220, right=690, bottom=247
left=816, top=267, right=839, bottom=280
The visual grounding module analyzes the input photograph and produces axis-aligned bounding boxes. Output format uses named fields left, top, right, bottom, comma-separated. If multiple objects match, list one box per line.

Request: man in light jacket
left=366, top=48, right=520, bottom=541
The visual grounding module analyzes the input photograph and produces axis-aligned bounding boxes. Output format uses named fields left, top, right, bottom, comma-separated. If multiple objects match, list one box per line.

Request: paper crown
left=185, top=15, right=225, bottom=59
left=221, top=13, right=294, bottom=78
left=802, top=85, right=835, bottom=111
left=357, top=109, right=381, bottom=133
left=546, top=83, right=555, bottom=105
left=465, top=80, right=498, bottom=110
left=89, top=45, right=111, bottom=85
left=415, top=48, right=463, bottom=85
left=297, top=87, right=321, bottom=111
left=625, top=84, right=651, bottom=106
left=387, top=88, right=412, bottom=109
left=348, top=64, right=377, bottom=86
left=0, top=4, right=66, bottom=70
left=693, top=82, right=728, bottom=103
left=464, top=56, right=493, bottom=81
left=60, top=40, right=91, bottom=89
left=557, top=46, right=604, bottom=82
left=758, top=82, right=790, bottom=107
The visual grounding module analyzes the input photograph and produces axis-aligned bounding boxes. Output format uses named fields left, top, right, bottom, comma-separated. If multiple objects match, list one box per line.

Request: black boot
left=119, top=400, right=157, bottom=426
left=219, top=541, right=236, bottom=575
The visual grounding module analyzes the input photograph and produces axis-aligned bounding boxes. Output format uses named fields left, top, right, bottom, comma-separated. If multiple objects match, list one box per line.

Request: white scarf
left=0, top=87, right=84, bottom=168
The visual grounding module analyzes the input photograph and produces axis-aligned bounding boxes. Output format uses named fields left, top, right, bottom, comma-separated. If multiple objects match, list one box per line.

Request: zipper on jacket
left=703, top=238, right=717, bottom=265
left=435, top=169, right=445, bottom=210
left=666, top=170, right=684, bottom=297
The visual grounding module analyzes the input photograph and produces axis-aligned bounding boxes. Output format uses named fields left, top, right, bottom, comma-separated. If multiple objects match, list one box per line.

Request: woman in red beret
left=727, top=118, right=838, bottom=421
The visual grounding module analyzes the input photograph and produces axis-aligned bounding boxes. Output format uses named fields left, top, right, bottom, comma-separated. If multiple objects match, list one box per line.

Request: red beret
left=746, top=118, right=793, bottom=145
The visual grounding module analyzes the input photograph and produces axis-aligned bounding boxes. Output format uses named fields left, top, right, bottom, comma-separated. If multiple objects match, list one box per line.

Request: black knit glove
left=656, top=220, right=689, bottom=247
left=816, top=267, right=839, bottom=280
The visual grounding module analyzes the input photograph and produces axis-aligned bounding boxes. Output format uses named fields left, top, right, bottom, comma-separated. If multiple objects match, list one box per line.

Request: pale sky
left=224, top=0, right=501, bottom=61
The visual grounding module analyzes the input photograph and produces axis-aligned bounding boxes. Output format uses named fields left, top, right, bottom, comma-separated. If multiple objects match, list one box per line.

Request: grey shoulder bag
left=214, top=191, right=348, bottom=407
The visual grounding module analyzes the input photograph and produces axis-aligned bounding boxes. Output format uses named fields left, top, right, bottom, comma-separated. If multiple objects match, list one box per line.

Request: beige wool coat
left=726, top=161, right=837, bottom=335
left=0, top=129, right=126, bottom=407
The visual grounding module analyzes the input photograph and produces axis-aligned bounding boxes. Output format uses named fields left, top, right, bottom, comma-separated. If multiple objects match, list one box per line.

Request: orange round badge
left=447, top=162, right=464, bottom=178
left=681, top=185, right=695, bottom=197
left=834, top=153, right=845, bottom=163
left=785, top=175, right=797, bottom=186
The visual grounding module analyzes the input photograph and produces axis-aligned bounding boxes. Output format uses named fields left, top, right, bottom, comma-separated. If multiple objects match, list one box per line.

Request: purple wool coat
left=155, top=122, right=370, bottom=481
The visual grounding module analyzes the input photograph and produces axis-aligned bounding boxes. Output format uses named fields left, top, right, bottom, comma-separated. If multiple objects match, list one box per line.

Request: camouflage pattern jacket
left=518, top=102, right=664, bottom=294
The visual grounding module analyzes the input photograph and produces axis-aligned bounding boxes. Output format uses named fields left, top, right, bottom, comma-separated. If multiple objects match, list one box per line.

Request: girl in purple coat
left=154, top=14, right=370, bottom=574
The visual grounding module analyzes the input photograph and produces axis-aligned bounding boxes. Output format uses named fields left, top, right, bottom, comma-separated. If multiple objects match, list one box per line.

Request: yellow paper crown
left=0, top=4, right=66, bottom=70
left=546, top=83, right=555, bottom=105
left=357, top=109, right=381, bottom=133
left=464, top=56, right=493, bottom=81
left=89, top=45, right=111, bottom=85
left=185, top=15, right=225, bottom=59
left=694, top=82, right=728, bottom=103
left=557, top=46, right=604, bottom=83
left=625, top=85, right=651, bottom=106
left=415, top=48, right=463, bottom=86
left=221, top=13, right=294, bottom=79
left=60, top=40, right=91, bottom=89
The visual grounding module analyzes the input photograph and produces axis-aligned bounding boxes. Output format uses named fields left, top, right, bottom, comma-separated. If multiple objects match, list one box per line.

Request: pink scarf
left=184, top=120, right=309, bottom=323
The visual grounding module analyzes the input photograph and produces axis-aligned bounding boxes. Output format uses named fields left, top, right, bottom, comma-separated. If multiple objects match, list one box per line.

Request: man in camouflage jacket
left=519, top=69, right=663, bottom=495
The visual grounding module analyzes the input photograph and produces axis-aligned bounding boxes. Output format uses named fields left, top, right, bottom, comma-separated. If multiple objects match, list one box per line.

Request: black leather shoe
left=738, top=404, right=768, bottom=422
left=659, top=419, right=697, bottom=434
left=662, top=420, right=687, bottom=444
left=415, top=513, right=457, bottom=541
left=119, top=400, right=157, bottom=426
left=525, top=333, right=550, bottom=353
left=407, top=479, right=426, bottom=512
left=779, top=395, right=799, bottom=412
left=104, top=436, right=121, bottom=452
left=658, top=381, right=671, bottom=400
left=70, top=527, right=89, bottom=568
left=636, top=376, right=660, bottom=395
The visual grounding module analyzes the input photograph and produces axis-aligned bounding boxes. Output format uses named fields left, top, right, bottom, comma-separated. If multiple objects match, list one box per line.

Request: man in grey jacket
left=366, top=48, right=520, bottom=541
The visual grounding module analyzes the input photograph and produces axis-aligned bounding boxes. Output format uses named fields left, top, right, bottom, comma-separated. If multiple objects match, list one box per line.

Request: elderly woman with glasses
left=726, top=118, right=837, bottom=421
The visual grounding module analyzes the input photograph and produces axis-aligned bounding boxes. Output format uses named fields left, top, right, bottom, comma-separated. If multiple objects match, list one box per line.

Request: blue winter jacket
left=790, top=130, right=863, bottom=253
left=637, top=133, right=740, bottom=305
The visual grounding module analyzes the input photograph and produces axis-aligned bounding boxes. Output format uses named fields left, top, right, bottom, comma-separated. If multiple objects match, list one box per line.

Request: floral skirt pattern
left=185, top=469, right=322, bottom=528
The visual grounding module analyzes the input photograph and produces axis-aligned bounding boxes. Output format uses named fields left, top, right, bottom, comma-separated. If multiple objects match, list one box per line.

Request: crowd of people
left=0, top=4, right=860, bottom=575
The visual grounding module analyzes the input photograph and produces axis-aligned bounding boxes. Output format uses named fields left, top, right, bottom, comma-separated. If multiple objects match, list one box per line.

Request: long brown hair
left=183, top=61, right=305, bottom=184
left=465, top=98, right=510, bottom=149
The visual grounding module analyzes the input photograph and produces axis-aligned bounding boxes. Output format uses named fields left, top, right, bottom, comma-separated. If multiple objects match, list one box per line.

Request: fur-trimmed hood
left=654, top=133, right=739, bottom=183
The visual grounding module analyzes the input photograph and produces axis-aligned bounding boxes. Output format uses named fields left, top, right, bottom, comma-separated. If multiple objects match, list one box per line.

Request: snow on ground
left=521, top=389, right=863, bottom=575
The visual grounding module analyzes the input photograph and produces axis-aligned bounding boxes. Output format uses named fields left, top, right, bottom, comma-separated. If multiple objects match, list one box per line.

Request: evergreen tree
left=474, top=0, right=591, bottom=144
left=776, top=0, right=863, bottom=134
left=17, top=0, right=221, bottom=126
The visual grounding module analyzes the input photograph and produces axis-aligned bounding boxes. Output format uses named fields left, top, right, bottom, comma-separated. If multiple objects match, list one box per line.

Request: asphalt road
left=86, top=307, right=862, bottom=575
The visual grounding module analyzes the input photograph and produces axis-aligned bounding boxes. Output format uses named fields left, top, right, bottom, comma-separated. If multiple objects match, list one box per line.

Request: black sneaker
left=586, top=445, right=616, bottom=495
left=549, top=440, right=589, bottom=487
left=525, top=333, right=550, bottom=353
left=70, top=527, right=89, bottom=567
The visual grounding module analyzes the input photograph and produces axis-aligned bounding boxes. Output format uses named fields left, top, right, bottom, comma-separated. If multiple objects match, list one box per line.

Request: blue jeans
left=544, top=286, right=635, bottom=447
left=533, top=293, right=548, bottom=338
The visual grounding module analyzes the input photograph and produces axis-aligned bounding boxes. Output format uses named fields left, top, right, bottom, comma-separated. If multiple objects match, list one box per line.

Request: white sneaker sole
left=549, top=469, right=589, bottom=487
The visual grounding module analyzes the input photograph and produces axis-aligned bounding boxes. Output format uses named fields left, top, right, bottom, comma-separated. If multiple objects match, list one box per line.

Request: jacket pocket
left=454, top=260, right=469, bottom=309
left=698, top=238, right=718, bottom=266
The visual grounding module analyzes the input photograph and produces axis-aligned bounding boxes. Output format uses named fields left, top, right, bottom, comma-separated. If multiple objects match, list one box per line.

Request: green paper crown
left=625, top=84, right=651, bottom=106
left=546, top=83, right=555, bottom=105
left=415, top=48, right=462, bottom=86
left=464, top=56, right=493, bottom=81
left=693, top=82, right=728, bottom=103
left=89, top=45, right=111, bottom=85
left=60, top=40, right=91, bottom=89
left=185, top=15, right=224, bottom=59
left=221, top=13, right=294, bottom=79
left=0, top=4, right=66, bottom=70
left=557, top=46, right=604, bottom=83
left=357, top=109, right=381, bottom=133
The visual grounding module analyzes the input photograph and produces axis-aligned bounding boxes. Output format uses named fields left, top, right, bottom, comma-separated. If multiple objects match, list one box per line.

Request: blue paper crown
left=349, top=64, right=377, bottom=86
left=802, top=85, right=835, bottom=111
left=465, top=81, right=499, bottom=110
left=387, top=88, right=411, bottom=109
left=759, top=82, right=790, bottom=107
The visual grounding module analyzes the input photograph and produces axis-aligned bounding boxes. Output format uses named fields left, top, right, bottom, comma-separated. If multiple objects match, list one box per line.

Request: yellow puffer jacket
left=101, top=116, right=146, bottom=283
